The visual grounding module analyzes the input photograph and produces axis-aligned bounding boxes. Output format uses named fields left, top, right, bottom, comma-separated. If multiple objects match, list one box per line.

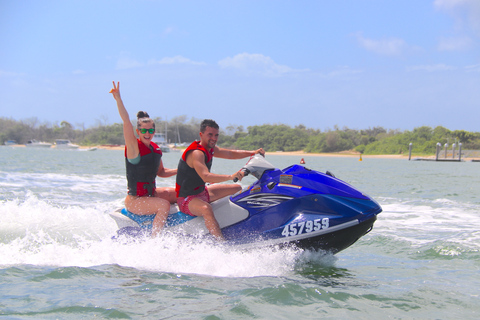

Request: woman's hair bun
left=137, top=111, right=150, bottom=119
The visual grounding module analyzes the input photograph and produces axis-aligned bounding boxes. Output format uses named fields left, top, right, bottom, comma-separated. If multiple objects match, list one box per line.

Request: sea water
left=0, top=147, right=479, bottom=319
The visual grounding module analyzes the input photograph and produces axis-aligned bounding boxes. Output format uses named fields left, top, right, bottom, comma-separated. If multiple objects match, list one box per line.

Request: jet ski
left=109, top=155, right=382, bottom=253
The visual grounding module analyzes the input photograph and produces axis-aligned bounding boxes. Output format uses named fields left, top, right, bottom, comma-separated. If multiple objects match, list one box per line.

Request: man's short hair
left=200, top=119, right=219, bottom=132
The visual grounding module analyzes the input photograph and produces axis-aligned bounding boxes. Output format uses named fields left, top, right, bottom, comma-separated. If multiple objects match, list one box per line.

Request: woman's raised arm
left=110, top=81, right=138, bottom=158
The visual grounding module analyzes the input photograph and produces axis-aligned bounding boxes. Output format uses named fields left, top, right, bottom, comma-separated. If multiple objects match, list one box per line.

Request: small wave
left=1, top=231, right=307, bottom=278
left=0, top=195, right=314, bottom=277
left=0, top=193, right=120, bottom=241
left=371, top=199, right=480, bottom=252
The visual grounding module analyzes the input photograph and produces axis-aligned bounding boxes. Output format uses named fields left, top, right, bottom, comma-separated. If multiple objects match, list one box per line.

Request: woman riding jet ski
left=110, top=155, right=382, bottom=254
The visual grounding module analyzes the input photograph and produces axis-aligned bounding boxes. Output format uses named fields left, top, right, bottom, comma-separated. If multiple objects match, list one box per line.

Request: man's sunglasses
left=139, top=128, right=155, bottom=134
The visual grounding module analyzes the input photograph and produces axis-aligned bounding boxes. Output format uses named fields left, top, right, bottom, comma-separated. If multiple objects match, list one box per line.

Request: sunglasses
left=139, top=128, right=155, bottom=134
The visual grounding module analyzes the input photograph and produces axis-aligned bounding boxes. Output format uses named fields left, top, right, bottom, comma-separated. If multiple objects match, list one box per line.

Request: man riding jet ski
left=110, top=155, right=382, bottom=254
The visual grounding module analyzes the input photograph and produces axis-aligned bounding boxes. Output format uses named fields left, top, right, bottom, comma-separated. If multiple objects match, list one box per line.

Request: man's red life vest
left=175, top=141, right=214, bottom=198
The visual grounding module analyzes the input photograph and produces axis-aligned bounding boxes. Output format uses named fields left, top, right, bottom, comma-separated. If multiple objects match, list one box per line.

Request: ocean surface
left=0, top=146, right=479, bottom=319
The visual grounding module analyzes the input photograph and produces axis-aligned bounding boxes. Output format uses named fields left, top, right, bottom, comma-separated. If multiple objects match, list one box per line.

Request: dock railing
left=409, top=142, right=480, bottom=162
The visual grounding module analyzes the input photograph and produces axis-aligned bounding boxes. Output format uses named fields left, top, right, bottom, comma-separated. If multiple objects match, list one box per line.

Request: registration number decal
left=281, top=218, right=329, bottom=237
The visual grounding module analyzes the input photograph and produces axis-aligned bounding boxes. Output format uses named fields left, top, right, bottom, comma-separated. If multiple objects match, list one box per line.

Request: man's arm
left=190, top=150, right=243, bottom=183
left=214, top=146, right=265, bottom=160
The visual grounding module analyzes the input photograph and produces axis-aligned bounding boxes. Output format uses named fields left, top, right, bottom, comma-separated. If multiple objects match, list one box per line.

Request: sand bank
left=10, top=144, right=478, bottom=160
left=265, top=150, right=408, bottom=159
left=93, top=146, right=408, bottom=158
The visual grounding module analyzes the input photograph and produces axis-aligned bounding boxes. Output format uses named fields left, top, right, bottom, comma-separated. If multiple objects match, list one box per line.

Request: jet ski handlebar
left=233, top=154, right=274, bottom=183
left=233, top=168, right=250, bottom=183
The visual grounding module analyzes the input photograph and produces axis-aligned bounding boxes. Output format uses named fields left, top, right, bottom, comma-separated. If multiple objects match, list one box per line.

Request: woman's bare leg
left=124, top=195, right=170, bottom=237
left=154, top=187, right=177, bottom=204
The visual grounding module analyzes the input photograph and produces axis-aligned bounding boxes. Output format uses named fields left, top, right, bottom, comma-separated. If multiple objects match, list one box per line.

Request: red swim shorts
left=177, top=187, right=210, bottom=216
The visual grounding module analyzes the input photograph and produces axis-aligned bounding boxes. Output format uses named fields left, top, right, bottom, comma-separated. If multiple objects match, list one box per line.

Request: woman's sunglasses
left=139, top=128, right=155, bottom=134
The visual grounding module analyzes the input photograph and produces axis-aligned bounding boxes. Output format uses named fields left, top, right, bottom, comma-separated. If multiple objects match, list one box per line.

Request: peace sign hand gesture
left=109, top=81, right=121, bottom=101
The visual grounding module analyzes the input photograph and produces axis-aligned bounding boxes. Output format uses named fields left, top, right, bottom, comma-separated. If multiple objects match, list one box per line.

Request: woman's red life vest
left=125, top=139, right=163, bottom=197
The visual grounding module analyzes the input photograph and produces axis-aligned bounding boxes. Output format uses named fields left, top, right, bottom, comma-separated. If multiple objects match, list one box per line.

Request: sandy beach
left=91, top=145, right=409, bottom=159
left=264, top=150, right=409, bottom=159
left=12, top=144, right=477, bottom=160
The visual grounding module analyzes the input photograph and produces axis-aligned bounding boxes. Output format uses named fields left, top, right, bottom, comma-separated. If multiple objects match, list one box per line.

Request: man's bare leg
left=187, top=198, right=224, bottom=240
left=207, top=184, right=242, bottom=202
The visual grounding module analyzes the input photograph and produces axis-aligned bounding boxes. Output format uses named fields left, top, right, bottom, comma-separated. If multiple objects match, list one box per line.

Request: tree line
left=1, top=116, right=479, bottom=155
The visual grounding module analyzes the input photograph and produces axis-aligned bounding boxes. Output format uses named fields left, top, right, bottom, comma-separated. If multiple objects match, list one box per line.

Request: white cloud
left=354, top=32, right=409, bottom=56
left=327, top=66, right=363, bottom=77
left=160, top=26, right=188, bottom=38
left=434, top=0, right=480, bottom=35
left=408, top=63, right=480, bottom=72
left=148, top=56, right=206, bottom=66
left=438, top=36, right=472, bottom=51
left=116, top=54, right=143, bottom=70
left=407, top=64, right=457, bottom=72
left=465, top=63, right=480, bottom=72
left=0, top=70, right=25, bottom=77
left=162, top=27, right=175, bottom=36
left=116, top=53, right=205, bottom=70
left=218, top=53, right=308, bottom=76
left=435, top=0, right=471, bottom=9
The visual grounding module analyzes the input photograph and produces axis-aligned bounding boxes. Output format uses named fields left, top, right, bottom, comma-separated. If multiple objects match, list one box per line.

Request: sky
left=1, top=0, right=479, bottom=132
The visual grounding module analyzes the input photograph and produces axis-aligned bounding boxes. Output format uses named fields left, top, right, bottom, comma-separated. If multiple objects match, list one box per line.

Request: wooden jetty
left=408, top=142, right=479, bottom=162
left=411, top=157, right=464, bottom=162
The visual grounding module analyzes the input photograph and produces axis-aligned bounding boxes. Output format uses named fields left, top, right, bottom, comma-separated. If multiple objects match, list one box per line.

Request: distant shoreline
left=264, top=150, right=408, bottom=159
left=93, top=145, right=410, bottom=159
left=10, top=144, right=476, bottom=160
left=91, top=145, right=408, bottom=158
left=0, top=144, right=410, bottom=159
